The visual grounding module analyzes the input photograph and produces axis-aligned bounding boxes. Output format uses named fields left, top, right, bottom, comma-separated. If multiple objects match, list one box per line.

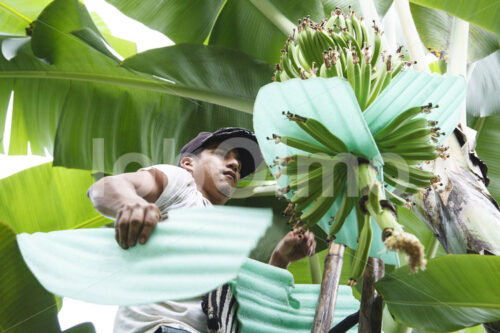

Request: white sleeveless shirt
left=114, top=165, right=211, bottom=333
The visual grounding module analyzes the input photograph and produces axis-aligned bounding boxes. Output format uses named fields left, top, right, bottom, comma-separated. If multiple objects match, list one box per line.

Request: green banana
left=290, top=179, right=322, bottom=203
left=268, top=134, right=332, bottom=154
left=374, top=105, right=428, bottom=140
left=383, top=174, right=421, bottom=194
left=346, top=49, right=355, bottom=92
left=284, top=113, right=348, bottom=153
left=383, top=167, right=431, bottom=188
left=370, top=26, right=381, bottom=67
left=368, top=184, right=382, bottom=214
left=329, top=193, right=355, bottom=237
left=289, top=166, right=325, bottom=189
left=350, top=11, right=363, bottom=46
left=359, top=54, right=371, bottom=110
left=300, top=192, right=336, bottom=227
left=380, top=142, right=437, bottom=154
left=359, top=18, right=369, bottom=48
left=385, top=188, right=407, bottom=207
left=349, top=213, right=372, bottom=285
left=335, top=12, right=346, bottom=30
left=384, top=159, right=435, bottom=180
left=342, top=30, right=362, bottom=58
left=354, top=59, right=362, bottom=103
left=366, top=64, right=387, bottom=108
left=377, top=128, right=431, bottom=148
left=294, top=185, right=323, bottom=213
left=397, top=151, right=439, bottom=161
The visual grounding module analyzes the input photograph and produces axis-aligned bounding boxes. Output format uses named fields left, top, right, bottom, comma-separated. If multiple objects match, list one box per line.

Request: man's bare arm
left=87, top=169, right=167, bottom=249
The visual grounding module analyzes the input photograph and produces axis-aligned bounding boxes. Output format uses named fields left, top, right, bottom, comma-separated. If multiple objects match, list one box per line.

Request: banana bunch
left=267, top=7, right=450, bottom=283
left=374, top=103, right=449, bottom=205
left=273, top=7, right=413, bottom=110
left=269, top=112, right=429, bottom=284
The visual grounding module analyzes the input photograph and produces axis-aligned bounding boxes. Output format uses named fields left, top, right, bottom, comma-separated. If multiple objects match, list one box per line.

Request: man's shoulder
left=142, top=164, right=194, bottom=188
left=142, top=164, right=189, bottom=178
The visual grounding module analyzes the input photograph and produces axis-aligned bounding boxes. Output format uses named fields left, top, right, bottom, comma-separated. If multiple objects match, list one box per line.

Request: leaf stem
left=393, top=0, right=429, bottom=73
left=425, top=236, right=440, bottom=259
left=0, top=71, right=254, bottom=113
left=248, top=0, right=295, bottom=36
left=309, top=253, right=322, bottom=284
left=70, top=215, right=109, bottom=229
left=0, top=2, right=32, bottom=24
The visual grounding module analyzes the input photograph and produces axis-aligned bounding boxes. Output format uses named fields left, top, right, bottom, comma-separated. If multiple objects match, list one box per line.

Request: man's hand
left=268, top=228, right=316, bottom=269
left=115, top=202, right=162, bottom=249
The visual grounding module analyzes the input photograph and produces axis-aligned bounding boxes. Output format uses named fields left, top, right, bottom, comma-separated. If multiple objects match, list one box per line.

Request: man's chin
left=217, top=183, right=236, bottom=198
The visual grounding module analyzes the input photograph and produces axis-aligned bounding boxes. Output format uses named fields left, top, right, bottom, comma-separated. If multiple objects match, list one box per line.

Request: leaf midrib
left=0, top=70, right=254, bottom=112
left=385, top=299, right=500, bottom=309
left=0, top=1, right=31, bottom=24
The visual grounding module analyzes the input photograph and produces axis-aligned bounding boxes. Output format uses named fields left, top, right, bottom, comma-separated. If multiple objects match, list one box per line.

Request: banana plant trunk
left=312, top=242, right=345, bottom=332
left=359, top=258, right=384, bottom=332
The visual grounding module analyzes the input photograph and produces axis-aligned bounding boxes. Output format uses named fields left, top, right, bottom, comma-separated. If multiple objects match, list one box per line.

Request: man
left=87, top=127, right=316, bottom=333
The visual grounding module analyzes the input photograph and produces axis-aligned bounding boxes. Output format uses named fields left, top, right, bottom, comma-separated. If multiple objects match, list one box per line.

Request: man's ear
left=180, top=156, right=195, bottom=173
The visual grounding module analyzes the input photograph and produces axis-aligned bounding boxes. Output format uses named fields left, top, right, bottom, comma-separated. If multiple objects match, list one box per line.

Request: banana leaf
left=104, top=0, right=225, bottom=44
left=0, top=0, right=52, bottom=35
left=62, top=322, right=95, bottom=333
left=467, top=51, right=500, bottom=117
left=409, top=0, right=500, bottom=37
left=475, top=115, right=500, bottom=203
left=409, top=3, right=499, bottom=64
left=17, top=206, right=273, bottom=305
left=375, top=255, right=500, bottom=331
left=0, top=0, right=266, bottom=169
left=0, top=162, right=110, bottom=233
left=0, top=78, right=11, bottom=154
left=89, top=11, right=136, bottom=59
left=0, top=222, right=60, bottom=333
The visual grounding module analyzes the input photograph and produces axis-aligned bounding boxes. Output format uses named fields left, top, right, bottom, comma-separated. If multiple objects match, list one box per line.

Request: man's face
left=188, top=143, right=242, bottom=204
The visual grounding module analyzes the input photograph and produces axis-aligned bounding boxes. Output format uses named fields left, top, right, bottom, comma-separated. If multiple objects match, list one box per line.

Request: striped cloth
left=202, top=284, right=239, bottom=333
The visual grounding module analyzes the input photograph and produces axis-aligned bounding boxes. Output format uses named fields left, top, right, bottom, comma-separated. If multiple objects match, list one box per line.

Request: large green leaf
left=62, top=322, right=96, bottom=333
left=288, top=247, right=357, bottom=285
left=475, top=115, right=500, bottom=202
left=0, top=0, right=52, bottom=35
left=0, top=163, right=110, bottom=233
left=410, top=0, right=500, bottom=37
left=122, top=44, right=274, bottom=111
left=52, top=82, right=253, bottom=173
left=89, top=11, right=136, bottom=59
left=104, top=0, right=392, bottom=66
left=376, top=255, right=500, bottom=331
left=409, top=3, right=499, bottom=63
left=0, top=222, right=60, bottom=333
left=209, top=0, right=325, bottom=65
left=1, top=0, right=267, bottom=161
left=0, top=78, right=12, bottom=154
left=105, top=0, right=225, bottom=44
left=467, top=51, right=500, bottom=117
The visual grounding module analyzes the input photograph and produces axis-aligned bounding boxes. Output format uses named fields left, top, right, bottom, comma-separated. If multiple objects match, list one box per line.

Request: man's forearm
left=87, top=176, right=149, bottom=218
left=268, top=250, right=290, bottom=269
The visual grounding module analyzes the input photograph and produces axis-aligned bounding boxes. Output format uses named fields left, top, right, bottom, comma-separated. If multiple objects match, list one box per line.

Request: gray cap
left=178, top=127, right=263, bottom=178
